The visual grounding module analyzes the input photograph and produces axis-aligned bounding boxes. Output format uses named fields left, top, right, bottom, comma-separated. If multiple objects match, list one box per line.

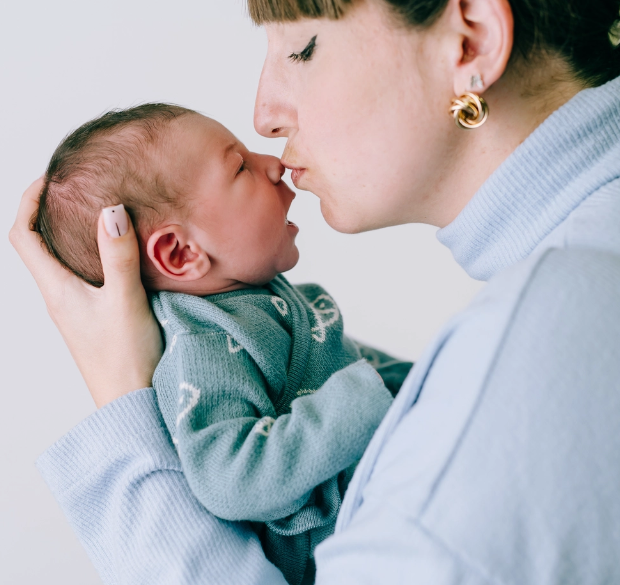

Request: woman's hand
left=9, top=178, right=163, bottom=408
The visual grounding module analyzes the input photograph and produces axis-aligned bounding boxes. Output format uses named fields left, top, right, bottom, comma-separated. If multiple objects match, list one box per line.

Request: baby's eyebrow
left=223, top=141, right=240, bottom=160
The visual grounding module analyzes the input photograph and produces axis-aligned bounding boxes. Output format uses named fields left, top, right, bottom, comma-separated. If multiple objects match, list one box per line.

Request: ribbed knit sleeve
left=36, top=387, right=286, bottom=585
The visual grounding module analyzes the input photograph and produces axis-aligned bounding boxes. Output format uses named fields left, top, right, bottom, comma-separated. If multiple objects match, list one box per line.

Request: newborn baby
left=35, top=103, right=412, bottom=585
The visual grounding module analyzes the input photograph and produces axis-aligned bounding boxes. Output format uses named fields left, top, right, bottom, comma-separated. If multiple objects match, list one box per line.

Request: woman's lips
left=290, top=168, right=306, bottom=187
left=282, top=159, right=306, bottom=187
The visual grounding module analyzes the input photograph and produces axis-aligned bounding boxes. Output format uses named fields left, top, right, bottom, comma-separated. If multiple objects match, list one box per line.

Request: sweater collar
left=437, top=75, right=620, bottom=281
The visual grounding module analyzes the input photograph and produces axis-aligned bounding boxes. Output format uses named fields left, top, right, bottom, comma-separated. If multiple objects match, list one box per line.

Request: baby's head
left=35, top=103, right=299, bottom=294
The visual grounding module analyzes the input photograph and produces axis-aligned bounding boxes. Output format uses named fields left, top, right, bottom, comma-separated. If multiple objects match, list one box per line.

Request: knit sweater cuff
left=36, top=387, right=174, bottom=497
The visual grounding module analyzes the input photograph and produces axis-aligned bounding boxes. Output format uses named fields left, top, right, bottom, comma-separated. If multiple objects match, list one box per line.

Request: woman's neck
left=427, top=58, right=587, bottom=229
left=436, top=73, right=620, bottom=280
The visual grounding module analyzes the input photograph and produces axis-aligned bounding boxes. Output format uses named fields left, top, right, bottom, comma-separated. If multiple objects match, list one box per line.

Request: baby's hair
left=33, top=103, right=198, bottom=287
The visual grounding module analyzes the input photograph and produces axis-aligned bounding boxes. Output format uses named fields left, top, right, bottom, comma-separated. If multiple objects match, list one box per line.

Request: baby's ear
left=146, top=225, right=211, bottom=281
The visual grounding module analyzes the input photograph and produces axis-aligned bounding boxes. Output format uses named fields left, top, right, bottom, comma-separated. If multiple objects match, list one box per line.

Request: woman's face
left=254, top=0, right=461, bottom=233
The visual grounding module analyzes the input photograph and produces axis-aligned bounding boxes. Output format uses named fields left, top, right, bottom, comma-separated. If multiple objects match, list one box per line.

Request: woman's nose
left=254, top=54, right=297, bottom=138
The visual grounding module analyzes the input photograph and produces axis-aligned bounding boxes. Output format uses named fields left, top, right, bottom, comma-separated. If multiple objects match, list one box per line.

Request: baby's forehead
left=165, top=114, right=239, bottom=164
left=177, top=113, right=234, bottom=141
left=160, top=114, right=240, bottom=189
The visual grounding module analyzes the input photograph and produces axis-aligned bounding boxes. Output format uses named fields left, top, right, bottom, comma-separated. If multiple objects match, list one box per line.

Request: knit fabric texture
left=150, top=275, right=402, bottom=585
left=36, top=75, right=620, bottom=585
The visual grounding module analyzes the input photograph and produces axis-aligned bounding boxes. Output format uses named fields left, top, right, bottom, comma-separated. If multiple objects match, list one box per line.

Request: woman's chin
left=320, top=200, right=369, bottom=234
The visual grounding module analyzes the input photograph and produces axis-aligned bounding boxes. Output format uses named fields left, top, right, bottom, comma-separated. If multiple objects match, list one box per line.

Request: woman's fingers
left=10, top=177, right=43, bottom=232
left=12, top=181, right=163, bottom=408
left=91, top=205, right=163, bottom=407
left=97, top=204, right=143, bottom=292
left=9, top=177, right=72, bottom=294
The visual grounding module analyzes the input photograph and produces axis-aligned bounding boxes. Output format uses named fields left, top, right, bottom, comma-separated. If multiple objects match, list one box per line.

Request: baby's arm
left=161, top=333, right=392, bottom=524
left=352, top=340, right=414, bottom=397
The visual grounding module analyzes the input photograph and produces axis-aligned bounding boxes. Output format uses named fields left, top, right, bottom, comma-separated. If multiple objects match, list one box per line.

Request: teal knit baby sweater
left=150, top=275, right=406, bottom=585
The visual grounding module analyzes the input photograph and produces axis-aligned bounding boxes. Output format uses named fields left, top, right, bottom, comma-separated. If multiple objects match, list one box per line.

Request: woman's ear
left=448, top=0, right=514, bottom=95
left=146, top=225, right=211, bottom=281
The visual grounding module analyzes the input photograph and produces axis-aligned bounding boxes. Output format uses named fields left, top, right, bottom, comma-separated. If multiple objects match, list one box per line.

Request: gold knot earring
left=450, top=75, right=489, bottom=129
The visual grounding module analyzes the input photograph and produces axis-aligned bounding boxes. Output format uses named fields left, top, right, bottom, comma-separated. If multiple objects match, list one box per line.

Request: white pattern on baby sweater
left=308, top=293, right=340, bottom=343
left=176, top=382, right=201, bottom=427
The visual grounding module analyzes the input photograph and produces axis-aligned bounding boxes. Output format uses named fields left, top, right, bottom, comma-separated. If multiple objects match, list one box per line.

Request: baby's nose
left=266, top=160, right=285, bottom=185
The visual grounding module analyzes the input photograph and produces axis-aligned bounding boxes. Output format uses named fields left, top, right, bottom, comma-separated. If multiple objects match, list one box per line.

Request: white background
left=0, top=1, right=482, bottom=582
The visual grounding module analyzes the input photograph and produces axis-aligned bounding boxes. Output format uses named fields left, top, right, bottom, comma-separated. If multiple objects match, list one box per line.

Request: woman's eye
left=288, top=35, right=317, bottom=63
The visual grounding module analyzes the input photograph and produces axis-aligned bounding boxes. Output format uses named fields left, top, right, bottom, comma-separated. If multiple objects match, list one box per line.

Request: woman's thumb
left=97, top=204, right=142, bottom=290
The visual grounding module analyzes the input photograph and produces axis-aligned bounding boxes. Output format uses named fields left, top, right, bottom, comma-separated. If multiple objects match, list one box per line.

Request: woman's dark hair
left=248, top=0, right=620, bottom=86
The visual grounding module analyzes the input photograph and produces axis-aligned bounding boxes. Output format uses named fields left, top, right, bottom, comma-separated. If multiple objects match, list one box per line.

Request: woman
left=10, top=0, right=620, bottom=583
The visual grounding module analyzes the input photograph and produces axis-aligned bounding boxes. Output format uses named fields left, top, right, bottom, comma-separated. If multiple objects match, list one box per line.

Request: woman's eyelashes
left=288, top=35, right=317, bottom=63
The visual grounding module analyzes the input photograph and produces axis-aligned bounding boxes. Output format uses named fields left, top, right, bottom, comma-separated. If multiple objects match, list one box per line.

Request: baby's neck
left=146, top=278, right=257, bottom=297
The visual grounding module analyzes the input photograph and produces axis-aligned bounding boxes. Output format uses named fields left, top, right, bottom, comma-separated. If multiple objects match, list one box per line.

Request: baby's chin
left=245, top=251, right=301, bottom=287
left=141, top=248, right=301, bottom=294
left=254, top=260, right=301, bottom=286
left=278, top=247, right=301, bottom=275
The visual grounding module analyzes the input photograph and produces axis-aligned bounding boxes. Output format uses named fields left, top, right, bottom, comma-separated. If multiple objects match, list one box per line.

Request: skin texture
left=9, top=179, right=163, bottom=408
left=254, top=0, right=584, bottom=231
left=10, top=0, right=586, bottom=406
left=145, top=115, right=299, bottom=295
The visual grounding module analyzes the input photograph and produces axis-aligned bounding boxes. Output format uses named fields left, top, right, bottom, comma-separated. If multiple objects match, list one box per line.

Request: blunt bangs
left=247, top=0, right=354, bottom=24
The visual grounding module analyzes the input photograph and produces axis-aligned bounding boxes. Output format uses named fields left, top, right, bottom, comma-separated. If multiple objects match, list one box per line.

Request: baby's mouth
left=285, top=217, right=297, bottom=228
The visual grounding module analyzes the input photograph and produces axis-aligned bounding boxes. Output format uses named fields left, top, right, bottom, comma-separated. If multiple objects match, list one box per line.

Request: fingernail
left=102, top=204, right=128, bottom=238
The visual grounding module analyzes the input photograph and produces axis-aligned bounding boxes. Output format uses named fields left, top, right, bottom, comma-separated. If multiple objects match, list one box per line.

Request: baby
left=35, top=103, right=412, bottom=585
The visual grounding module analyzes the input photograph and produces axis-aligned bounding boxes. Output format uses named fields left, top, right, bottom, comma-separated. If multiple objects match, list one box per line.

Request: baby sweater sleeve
left=352, top=341, right=414, bottom=398
left=157, top=332, right=393, bottom=523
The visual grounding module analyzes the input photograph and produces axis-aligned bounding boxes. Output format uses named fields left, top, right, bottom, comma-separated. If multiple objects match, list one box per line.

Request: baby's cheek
left=239, top=225, right=275, bottom=266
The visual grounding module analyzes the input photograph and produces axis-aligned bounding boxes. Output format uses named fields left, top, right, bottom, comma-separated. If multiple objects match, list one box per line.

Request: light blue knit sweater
left=37, top=74, right=620, bottom=585
left=149, top=276, right=399, bottom=584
